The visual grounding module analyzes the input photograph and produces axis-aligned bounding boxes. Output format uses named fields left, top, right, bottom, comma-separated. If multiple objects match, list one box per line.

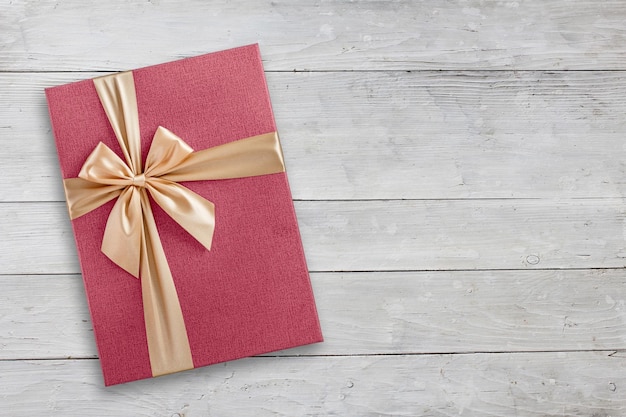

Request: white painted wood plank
left=2, top=199, right=626, bottom=274
left=2, top=270, right=626, bottom=359
left=1, top=352, right=624, bottom=416
left=2, top=0, right=626, bottom=71
left=3, top=71, right=626, bottom=202
left=0, top=274, right=95, bottom=359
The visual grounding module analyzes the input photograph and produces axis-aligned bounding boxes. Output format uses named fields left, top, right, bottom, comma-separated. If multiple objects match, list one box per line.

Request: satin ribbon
left=63, top=71, right=285, bottom=377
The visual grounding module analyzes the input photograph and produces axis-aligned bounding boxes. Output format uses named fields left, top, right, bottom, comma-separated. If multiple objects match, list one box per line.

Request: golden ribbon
left=63, top=71, right=285, bottom=377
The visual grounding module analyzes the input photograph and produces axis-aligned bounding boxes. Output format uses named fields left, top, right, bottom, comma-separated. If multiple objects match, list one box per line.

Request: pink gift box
left=45, top=44, right=323, bottom=386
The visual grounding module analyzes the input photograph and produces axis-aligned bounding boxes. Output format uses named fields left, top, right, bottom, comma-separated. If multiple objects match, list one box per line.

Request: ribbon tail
left=139, top=190, right=194, bottom=377
left=147, top=178, right=215, bottom=251
left=101, top=187, right=143, bottom=278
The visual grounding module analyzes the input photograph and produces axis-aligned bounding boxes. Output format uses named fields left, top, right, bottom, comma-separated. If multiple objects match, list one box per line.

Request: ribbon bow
left=63, top=71, right=285, bottom=377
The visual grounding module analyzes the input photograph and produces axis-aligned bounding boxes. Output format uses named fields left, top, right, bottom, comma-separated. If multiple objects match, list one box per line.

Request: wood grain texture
left=2, top=199, right=626, bottom=274
left=1, top=352, right=625, bottom=416
left=2, top=0, right=626, bottom=71
left=3, top=0, right=626, bottom=414
left=2, top=270, right=626, bottom=360
left=3, top=70, right=626, bottom=202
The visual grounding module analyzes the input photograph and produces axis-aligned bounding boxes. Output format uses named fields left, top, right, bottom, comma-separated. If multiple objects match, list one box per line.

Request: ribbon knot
left=132, top=173, right=146, bottom=188
left=61, top=71, right=286, bottom=378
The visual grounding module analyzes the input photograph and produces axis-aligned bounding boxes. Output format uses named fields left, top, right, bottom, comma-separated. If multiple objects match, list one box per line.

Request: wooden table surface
left=2, top=1, right=626, bottom=415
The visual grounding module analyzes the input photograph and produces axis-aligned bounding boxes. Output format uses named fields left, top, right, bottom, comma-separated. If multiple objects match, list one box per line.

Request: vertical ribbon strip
left=62, top=72, right=286, bottom=377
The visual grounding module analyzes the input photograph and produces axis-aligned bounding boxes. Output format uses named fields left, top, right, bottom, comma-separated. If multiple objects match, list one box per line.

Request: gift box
left=45, top=44, right=323, bottom=386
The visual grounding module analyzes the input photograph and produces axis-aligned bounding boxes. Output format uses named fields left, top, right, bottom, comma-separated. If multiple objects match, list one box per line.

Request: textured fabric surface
left=45, top=44, right=323, bottom=386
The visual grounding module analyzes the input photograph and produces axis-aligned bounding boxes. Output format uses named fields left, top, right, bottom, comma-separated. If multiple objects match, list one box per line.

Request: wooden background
left=2, top=0, right=626, bottom=415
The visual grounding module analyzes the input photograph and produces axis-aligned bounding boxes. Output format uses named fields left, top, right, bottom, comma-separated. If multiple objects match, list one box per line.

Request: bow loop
left=78, top=142, right=135, bottom=186
left=63, top=177, right=123, bottom=219
left=144, top=126, right=194, bottom=178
